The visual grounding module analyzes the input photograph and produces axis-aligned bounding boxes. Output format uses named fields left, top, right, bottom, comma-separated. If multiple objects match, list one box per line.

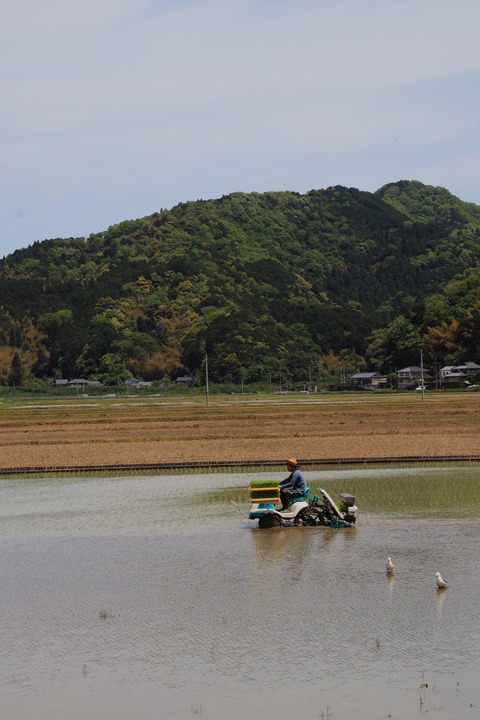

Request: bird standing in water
left=385, top=557, right=394, bottom=573
left=436, top=571, right=447, bottom=588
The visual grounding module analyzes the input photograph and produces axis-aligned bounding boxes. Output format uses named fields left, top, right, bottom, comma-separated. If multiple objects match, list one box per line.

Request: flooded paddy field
left=1, top=463, right=480, bottom=719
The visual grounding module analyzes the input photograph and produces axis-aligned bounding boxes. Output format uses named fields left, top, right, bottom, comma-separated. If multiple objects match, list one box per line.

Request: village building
left=124, top=377, right=153, bottom=387
left=350, top=372, right=388, bottom=390
left=396, top=366, right=432, bottom=390
left=439, top=361, right=480, bottom=385
left=53, top=378, right=103, bottom=387
left=174, top=376, right=193, bottom=386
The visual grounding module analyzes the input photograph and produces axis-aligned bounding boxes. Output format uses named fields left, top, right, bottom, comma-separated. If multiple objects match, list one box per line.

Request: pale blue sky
left=1, top=0, right=480, bottom=257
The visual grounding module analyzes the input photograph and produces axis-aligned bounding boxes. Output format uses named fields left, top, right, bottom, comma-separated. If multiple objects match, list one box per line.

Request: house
left=54, top=378, right=102, bottom=387
left=454, top=361, right=480, bottom=376
left=396, top=366, right=431, bottom=390
left=440, top=366, right=468, bottom=385
left=439, top=361, right=480, bottom=386
left=174, top=376, right=193, bottom=386
left=125, top=377, right=153, bottom=387
left=350, top=372, right=388, bottom=390
left=68, top=378, right=103, bottom=386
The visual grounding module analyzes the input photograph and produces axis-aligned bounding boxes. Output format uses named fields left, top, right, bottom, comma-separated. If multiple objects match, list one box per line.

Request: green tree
left=8, top=352, right=23, bottom=387
left=368, top=316, right=421, bottom=369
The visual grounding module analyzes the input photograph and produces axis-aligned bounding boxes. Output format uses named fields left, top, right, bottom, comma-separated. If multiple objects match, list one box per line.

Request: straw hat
left=286, top=457, right=298, bottom=467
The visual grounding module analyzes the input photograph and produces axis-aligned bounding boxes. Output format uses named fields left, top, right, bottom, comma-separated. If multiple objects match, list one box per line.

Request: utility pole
left=205, top=353, right=209, bottom=407
left=420, top=349, right=425, bottom=402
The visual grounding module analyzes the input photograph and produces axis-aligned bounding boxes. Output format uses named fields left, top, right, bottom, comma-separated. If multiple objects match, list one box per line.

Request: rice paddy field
left=0, top=391, right=479, bottom=471
left=1, top=391, right=480, bottom=719
left=2, top=463, right=480, bottom=720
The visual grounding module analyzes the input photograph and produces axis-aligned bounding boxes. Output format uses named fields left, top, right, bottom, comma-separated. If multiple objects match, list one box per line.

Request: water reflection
left=436, top=585, right=447, bottom=622
left=251, top=525, right=313, bottom=583
left=1, top=464, right=480, bottom=720
left=385, top=571, right=395, bottom=600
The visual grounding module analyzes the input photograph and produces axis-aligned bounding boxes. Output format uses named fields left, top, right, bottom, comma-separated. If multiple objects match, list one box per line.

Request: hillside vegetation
left=1, top=180, right=479, bottom=387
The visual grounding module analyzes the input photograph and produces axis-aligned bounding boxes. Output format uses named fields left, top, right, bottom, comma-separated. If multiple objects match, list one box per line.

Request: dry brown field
left=0, top=392, right=479, bottom=470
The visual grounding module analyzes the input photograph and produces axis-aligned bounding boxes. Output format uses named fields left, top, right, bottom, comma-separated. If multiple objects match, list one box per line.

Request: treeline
left=0, top=180, right=479, bottom=387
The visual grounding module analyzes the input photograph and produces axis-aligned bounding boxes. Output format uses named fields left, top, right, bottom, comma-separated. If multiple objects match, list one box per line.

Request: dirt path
left=1, top=393, right=479, bottom=469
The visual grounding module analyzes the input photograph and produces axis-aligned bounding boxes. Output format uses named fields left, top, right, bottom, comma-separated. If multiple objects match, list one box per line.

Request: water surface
left=1, top=465, right=480, bottom=719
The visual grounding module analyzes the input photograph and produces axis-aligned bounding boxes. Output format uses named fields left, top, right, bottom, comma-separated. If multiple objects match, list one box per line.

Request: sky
left=2, top=0, right=480, bottom=257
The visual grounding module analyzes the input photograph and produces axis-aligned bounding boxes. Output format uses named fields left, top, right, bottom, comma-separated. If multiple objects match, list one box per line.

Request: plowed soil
left=1, top=393, right=479, bottom=469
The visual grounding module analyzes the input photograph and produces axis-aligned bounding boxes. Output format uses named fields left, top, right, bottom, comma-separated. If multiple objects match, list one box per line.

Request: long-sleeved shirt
left=279, top=468, right=307, bottom=495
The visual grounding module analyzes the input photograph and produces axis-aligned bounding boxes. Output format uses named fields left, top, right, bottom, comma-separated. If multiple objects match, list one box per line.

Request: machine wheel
left=296, top=507, right=320, bottom=526
left=258, top=513, right=284, bottom=528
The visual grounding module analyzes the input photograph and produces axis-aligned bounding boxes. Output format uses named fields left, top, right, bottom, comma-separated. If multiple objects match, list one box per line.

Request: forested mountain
left=1, top=180, right=479, bottom=387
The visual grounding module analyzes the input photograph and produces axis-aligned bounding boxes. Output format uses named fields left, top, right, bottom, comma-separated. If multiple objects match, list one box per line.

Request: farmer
left=278, top=458, right=307, bottom=510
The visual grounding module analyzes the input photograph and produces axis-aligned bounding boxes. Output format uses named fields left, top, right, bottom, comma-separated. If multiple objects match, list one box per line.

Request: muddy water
left=1, top=465, right=480, bottom=720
